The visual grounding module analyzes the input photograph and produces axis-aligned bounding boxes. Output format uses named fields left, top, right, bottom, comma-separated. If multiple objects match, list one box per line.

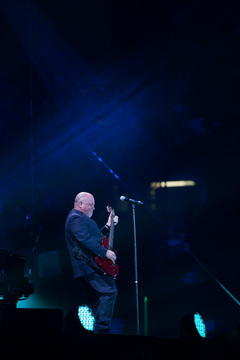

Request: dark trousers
left=77, top=270, right=117, bottom=334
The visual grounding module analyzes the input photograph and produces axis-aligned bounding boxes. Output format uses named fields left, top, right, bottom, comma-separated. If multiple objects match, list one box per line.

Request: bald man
left=65, top=192, right=118, bottom=334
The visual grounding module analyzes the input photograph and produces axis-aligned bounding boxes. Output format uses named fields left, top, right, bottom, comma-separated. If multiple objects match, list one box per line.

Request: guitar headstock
left=106, top=205, right=115, bottom=217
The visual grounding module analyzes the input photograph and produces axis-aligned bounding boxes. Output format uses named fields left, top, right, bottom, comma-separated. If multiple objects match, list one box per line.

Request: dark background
left=0, top=0, right=239, bottom=337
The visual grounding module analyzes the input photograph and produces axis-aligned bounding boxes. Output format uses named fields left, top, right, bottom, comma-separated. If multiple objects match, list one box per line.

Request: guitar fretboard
left=108, top=213, right=114, bottom=250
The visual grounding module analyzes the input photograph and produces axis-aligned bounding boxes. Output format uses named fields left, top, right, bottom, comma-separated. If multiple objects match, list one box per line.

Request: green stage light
left=78, top=305, right=95, bottom=331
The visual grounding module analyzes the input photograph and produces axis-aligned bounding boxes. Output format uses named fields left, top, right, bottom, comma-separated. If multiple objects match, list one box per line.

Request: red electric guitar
left=94, top=206, right=119, bottom=279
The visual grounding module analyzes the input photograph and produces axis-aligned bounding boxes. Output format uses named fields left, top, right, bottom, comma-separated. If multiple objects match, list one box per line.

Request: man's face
left=80, top=195, right=95, bottom=218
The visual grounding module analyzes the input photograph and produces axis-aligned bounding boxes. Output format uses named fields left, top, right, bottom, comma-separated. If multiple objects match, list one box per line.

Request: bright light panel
left=78, top=305, right=95, bottom=331
left=150, top=180, right=196, bottom=190
left=194, top=312, right=207, bottom=338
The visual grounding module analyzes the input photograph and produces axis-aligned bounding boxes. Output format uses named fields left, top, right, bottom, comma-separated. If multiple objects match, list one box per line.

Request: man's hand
left=106, top=215, right=119, bottom=228
left=105, top=250, right=117, bottom=263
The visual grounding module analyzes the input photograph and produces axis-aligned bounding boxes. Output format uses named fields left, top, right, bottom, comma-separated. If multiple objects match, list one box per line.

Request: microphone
left=120, top=196, right=144, bottom=205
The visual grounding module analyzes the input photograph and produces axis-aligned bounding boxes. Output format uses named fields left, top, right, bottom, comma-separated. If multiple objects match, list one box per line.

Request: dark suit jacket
left=65, top=209, right=107, bottom=279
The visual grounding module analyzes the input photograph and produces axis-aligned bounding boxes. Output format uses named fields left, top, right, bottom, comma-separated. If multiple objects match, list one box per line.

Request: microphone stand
left=131, top=203, right=140, bottom=335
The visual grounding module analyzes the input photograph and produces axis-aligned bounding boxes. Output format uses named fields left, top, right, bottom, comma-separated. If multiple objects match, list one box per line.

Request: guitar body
left=94, top=237, right=119, bottom=279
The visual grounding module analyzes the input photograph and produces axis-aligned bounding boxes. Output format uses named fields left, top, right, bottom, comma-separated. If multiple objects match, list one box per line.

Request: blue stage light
left=180, top=312, right=207, bottom=340
left=78, top=305, right=95, bottom=331
left=194, top=312, right=207, bottom=338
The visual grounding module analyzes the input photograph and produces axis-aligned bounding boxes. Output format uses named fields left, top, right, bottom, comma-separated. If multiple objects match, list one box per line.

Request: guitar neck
left=108, top=216, right=114, bottom=250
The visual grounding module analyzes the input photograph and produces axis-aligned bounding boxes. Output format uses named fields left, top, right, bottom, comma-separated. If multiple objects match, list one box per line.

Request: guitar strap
left=72, top=243, right=108, bottom=276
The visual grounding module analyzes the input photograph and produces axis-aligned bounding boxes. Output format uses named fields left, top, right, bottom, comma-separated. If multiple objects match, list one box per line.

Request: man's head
left=74, top=192, right=95, bottom=218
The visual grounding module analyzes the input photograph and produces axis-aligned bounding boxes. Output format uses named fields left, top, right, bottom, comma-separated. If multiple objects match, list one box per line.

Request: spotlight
left=65, top=305, right=95, bottom=334
left=180, top=312, right=207, bottom=340
left=78, top=305, right=95, bottom=331
left=194, top=312, right=207, bottom=338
